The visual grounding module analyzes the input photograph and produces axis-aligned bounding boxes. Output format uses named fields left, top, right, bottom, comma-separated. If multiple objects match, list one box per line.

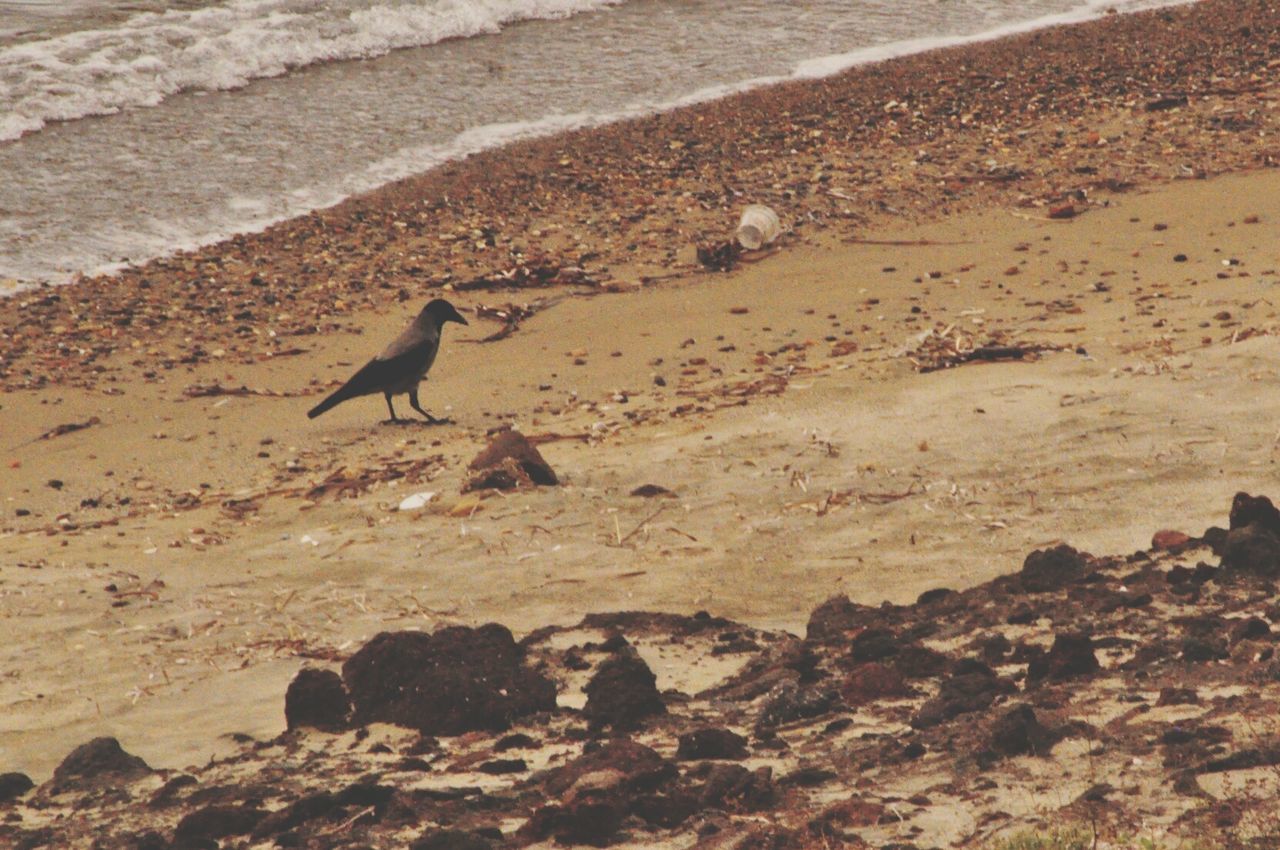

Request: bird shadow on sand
left=379, top=417, right=454, bottom=427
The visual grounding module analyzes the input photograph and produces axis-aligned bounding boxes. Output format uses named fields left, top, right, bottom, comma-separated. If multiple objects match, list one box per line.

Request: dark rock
left=173, top=804, right=265, bottom=845
left=697, top=764, right=775, bottom=811
left=148, top=774, right=197, bottom=808
left=849, top=627, right=899, bottom=662
left=411, top=828, right=495, bottom=850
left=915, top=587, right=957, bottom=606
left=677, top=727, right=749, bottom=761
left=251, top=792, right=338, bottom=839
left=1230, top=617, right=1271, bottom=643
left=805, top=594, right=877, bottom=643
left=1006, top=604, right=1039, bottom=625
left=1202, top=526, right=1228, bottom=555
left=544, top=739, right=675, bottom=797
left=1229, top=492, right=1280, bottom=535
left=336, top=781, right=396, bottom=807
left=1020, top=544, right=1089, bottom=592
left=477, top=758, right=527, bottom=775
left=630, top=483, right=674, bottom=498
left=912, top=666, right=1014, bottom=728
left=1027, top=633, right=1100, bottom=684
left=523, top=769, right=630, bottom=847
left=1181, top=635, right=1228, bottom=662
left=1157, top=687, right=1200, bottom=706
left=1220, top=525, right=1280, bottom=577
left=465, top=430, right=558, bottom=491
left=989, top=704, right=1053, bottom=757
left=892, top=644, right=951, bottom=678
left=132, top=831, right=169, bottom=850
left=1192, top=562, right=1218, bottom=584
left=778, top=766, right=837, bottom=787
left=0, top=772, right=34, bottom=803
left=494, top=732, right=537, bottom=751
left=1075, top=783, right=1113, bottom=804
left=975, top=633, right=1012, bottom=663
left=341, top=624, right=556, bottom=734
left=841, top=662, right=912, bottom=705
left=11, top=827, right=54, bottom=850
left=756, top=684, right=837, bottom=731
left=631, top=791, right=698, bottom=828
left=583, top=650, right=666, bottom=731
left=46, top=737, right=151, bottom=795
left=284, top=667, right=350, bottom=731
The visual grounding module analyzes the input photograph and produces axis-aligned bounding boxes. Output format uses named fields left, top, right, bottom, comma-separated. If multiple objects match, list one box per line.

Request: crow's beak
left=453, top=310, right=469, bottom=326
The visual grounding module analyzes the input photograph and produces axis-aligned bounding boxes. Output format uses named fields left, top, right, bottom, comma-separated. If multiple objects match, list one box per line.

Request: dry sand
left=3, top=0, right=1280, bottom=810
left=5, top=168, right=1280, bottom=785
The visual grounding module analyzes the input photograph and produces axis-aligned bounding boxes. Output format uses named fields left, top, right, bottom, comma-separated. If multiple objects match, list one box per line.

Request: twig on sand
left=9, top=416, right=102, bottom=450
left=610, top=505, right=667, bottom=548
left=467, top=296, right=564, bottom=343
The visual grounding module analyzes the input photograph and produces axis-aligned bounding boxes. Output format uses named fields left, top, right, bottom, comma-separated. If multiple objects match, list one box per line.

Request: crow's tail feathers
left=307, top=387, right=350, bottom=419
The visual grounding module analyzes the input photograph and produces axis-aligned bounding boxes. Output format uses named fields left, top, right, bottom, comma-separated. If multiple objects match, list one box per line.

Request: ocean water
left=0, top=0, right=1191, bottom=291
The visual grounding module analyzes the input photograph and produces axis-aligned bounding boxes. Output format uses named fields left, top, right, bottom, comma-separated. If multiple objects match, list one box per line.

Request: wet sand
left=3, top=0, right=1280, bottom=788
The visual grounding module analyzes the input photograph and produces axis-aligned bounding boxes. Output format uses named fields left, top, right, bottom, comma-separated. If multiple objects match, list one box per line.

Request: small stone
left=989, top=703, right=1053, bottom=757
left=583, top=650, right=666, bottom=731
left=1152, top=529, right=1192, bottom=551
left=0, top=772, right=34, bottom=803
left=1027, top=633, right=1099, bottom=684
left=284, top=668, right=350, bottom=731
left=677, top=728, right=749, bottom=761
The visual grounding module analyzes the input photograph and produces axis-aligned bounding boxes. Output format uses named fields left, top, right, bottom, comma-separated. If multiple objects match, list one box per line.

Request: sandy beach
left=4, top=1, right=1280, bottom=845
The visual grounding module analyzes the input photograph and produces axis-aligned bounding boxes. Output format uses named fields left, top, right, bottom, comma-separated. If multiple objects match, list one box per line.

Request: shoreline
left=0, top=0, right=1191, bottom=287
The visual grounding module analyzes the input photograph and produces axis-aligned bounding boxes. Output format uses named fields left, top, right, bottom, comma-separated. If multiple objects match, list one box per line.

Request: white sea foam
left=0, top=0, right=624, bottom=142
left=792, top=0, right=1199, bottom=80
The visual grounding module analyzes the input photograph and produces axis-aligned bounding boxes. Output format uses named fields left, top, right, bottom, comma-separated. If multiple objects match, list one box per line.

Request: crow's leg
left=409, top=388, right=445, bottom=424
left=383, top=392, right=402, bottom=423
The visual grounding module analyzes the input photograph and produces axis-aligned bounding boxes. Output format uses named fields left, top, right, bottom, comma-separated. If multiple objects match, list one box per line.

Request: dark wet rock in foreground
left=285, top=667, right=351, bottom=731
left=583, top=649, right=666, bottom=731
left=44, top=737, right=151, bottom=796
left=12, top=489, right=1280, bottom=848
left=341, top=623, right=556, bottom=734
left=0, top=772, right=34, bottom=804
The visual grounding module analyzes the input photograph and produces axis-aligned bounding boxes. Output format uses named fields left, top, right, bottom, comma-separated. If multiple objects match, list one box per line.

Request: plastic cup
left=735, top=204, right=780, bottom=250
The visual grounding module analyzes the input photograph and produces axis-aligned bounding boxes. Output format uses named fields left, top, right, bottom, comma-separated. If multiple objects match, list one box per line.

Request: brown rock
left=804, top=594, right=878, bottom=643
left=1027, top=632, right=1100, bottom=684
left=285, top=667, right=351, bottom=731
left=45, top=737, right=151, bottom=796
left=841, top=662, right=912, bottom=706
left=174, top=804, right=265, bottom=845
left=341, top=624, right=556, bottom=734
left=464, top=429, right=557, bottom=492
left=1019, top=544, right=1089, bottom=592
left=1229, top=491, right=1280, bottom=535
left=1220, top=525, right=1280, bottom=577
left=1152, top=529, right=1192, bottom=551
left=630, top=483, right=674, bottom=498
left=911, top=661, right=1014, bottom=728
left=989, top=703, right=1053, bottom=757
left=0, top=772, right=34, bottom=804
left=583, top=650, right=666, bottom=731
left=677, top=727, right=749, bottom=761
